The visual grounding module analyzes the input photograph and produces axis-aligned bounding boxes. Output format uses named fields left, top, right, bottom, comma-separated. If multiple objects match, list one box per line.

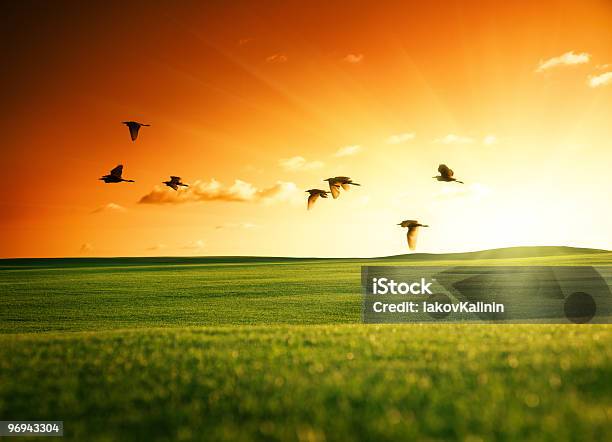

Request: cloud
left=238, top=38, right=252, bottom=46
left=334, top=145, right=362, bottom=157
left=182, top=240, right=205, bottom=250
left=279, top=156, right=324, bottom=171
left=343, top=53, right=364, bottom=64
left=79, top=243, right=93, bottom=253
left=434, top=134, right=474, bottom=144
left=386, top=132, right=415, bottom=144
left=266, top=54, right=288, bottom=63
left=91, top=202, right=127, bottom=214
left=535, top=51, right=591, bottom=73
left=483, top=135, right=498, bottom=146
left=587, top=71, right=612, bottom=88
left=215, top=222, right=258, bottom=230
left=139, top=179, right=297, bottom=205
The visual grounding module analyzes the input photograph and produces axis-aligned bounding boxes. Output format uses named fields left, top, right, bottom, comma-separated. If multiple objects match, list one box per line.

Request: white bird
left=433, top=164, right=464, bottom=184
left=324, top=176, right=360, bottom=199
left=306, top=189, right=329, bottom=210
left=163, top=176, right=188, bottom=191
left=398, top=220, right=429, bottom=251
left=122, top=121, right=150, bottom=141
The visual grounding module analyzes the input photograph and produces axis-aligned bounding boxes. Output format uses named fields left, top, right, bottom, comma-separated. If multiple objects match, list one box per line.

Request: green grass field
left=1, top=246, right=611, bottom=441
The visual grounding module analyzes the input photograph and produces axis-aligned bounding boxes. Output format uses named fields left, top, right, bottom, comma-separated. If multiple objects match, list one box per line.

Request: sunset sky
left=1, top=0, right=611, bottom=258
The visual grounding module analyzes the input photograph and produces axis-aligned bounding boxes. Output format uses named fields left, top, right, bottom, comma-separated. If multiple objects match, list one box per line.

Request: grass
left=0, top=246, right=611, bottom=441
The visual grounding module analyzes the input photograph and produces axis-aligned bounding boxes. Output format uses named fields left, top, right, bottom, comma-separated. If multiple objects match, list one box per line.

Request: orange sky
left=1, top=0, right=611, bottom=258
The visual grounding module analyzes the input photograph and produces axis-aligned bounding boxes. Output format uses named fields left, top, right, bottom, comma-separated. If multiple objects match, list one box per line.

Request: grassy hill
left=0, top=246, right=611, bottom=441
left=0, top=245, right=610, bottom=269
left=382, top=245, right=611, bottom=260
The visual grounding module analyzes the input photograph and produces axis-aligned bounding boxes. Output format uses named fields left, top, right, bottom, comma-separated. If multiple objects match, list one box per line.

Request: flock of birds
left=306, top=177, right=361, bottom=209
left=305, top=164, right=464, bottom=250
left=98, top=122, right=189, bottom=190
left=100, top=121, right=465, bottom=251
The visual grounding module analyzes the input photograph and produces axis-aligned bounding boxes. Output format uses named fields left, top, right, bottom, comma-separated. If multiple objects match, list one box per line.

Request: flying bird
left=398, top=220, right=429, bottom=251
left=99, top=165, right=135, bottom=183
left=122, top=121, right=150, bottom=141
left=163, top=176, right=188, bottom=191
left=306, top=189, right=329, bottom=210
left=433, top=164, right=464, bottom=183
left=324, top=176, right=360, bottom=199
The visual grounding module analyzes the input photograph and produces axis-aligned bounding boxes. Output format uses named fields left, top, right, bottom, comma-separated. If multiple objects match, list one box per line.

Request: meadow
left=1, top=246, right=611, bottom=441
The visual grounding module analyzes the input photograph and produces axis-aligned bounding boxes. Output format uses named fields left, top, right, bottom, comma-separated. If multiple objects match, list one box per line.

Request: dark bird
left=324, top=176, right=361, bottom=199
left=122, top=121, right=150, bottom=141
left=306, top=189, right=329, bottom=210
left=398, top=220, right=429, bottom=251
left=99, top=165, right=135, bottom=183
left=163, top=176, right=188, bottom=191
left=433, top=164, right=464, bottom=183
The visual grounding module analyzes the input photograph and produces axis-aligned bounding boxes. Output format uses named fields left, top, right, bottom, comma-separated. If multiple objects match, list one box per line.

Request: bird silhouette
left=99, top=165, right=135, bottom=183
left=306, top=189, right=329, bottom=210
left=163, top=176, right=188, bottom=191
left=122, top=121, right=150, bottom=141
left=324, top=176, right=360, bottom=199
left=433, top=164, right=464, bottom=183
left=398, top=220, right=429, bottom=251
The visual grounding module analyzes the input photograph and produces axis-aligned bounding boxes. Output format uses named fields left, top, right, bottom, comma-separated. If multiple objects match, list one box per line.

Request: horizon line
left=1, top=245, right=610, bottom=261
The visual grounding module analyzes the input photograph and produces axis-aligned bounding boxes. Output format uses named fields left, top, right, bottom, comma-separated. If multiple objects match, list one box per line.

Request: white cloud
left=587, top=71, right=612, bottom=88
left=386, top=132, right=416, bottom=144
left=483, top=135, right=498, bottom=146
left=182, top=240, right=205, bottom=250
left=91, top=202, right=127, bottom=214
left=343, top=53, right=364, bottom=64
left=266, top=54, right=288, bottom=63
left=535, top=51, right=591, bottom=73
left=139, top=179, right=297, bottom=205
left=434, top=134, right=474, bottom=144
left=279, top=156, right=324, bottom=171
left=334, top=145, right=362, bottom=157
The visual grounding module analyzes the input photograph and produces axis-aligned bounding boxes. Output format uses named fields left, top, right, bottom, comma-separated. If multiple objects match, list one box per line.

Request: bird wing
left=110, top=165, right=123, bottom=178
left=170, top=176, right=181, bottom=184
left=307, top=193, right=319, bottom=210
left=407, top=226, right=419, bottom=251
left=166, top=182, right=178, bottom=191
left=128, top=124, right=140, bottom=141
left=438, top=164, right=453, bottom=178
left=328, top=182, right=340, bottom=199
left=341, top=183, right=351, bottom=191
